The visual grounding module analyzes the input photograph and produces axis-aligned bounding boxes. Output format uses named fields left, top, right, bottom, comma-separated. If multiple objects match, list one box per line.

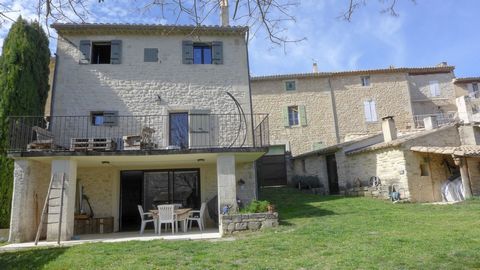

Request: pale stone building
left=251, top=65, right=456, bottom=157
left=8, top=23, right=269, bottom=243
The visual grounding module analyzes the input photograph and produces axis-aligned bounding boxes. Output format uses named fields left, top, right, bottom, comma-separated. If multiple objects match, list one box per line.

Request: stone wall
left=220, top=212, right=278, bottom=234
left=291, top=155, right=329, bottom=191
left=466, top=157, right=480, bottom=196
left=408, top=72, right=457, bottom=115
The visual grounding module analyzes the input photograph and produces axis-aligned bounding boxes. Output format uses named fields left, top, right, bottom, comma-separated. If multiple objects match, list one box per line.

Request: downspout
left=328, top=77, right=341, bottom=143
left=245, top=28, right=259, bottom=200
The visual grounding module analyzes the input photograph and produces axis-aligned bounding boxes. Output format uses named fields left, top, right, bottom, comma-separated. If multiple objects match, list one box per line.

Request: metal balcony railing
left=7, top=114, right=269, bottom=153
left=413, top=111, right=456, bottom=129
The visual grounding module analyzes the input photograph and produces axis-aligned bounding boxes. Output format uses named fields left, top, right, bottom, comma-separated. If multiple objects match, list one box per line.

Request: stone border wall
left=221, top=212, right=279, bottom=234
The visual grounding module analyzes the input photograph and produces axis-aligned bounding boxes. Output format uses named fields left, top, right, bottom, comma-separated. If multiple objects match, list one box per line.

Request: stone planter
left=220, top=212, right=279, bottom=234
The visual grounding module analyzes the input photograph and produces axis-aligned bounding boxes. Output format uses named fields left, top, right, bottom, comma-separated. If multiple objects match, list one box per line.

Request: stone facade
left=251, top=67, right=456, bottom=156
left=220, top=212, right=278, bottom=234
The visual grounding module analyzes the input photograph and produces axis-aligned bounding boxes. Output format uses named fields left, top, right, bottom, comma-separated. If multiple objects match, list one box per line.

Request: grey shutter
left=299, top=105, right=307, bottom=126
left=283, top=107, right=290, bottom=127
left=189, top=110, right=212, bottom=148
left=144, top=48, right=158, bottom=62
left=103, top=111, right=119, bottom=126
left=182, top=40, right=194, bottom=64
left=110, top=40, right=122, bottom=64
left=79, top=40, right=91, bottom=64
left=212, top=41, right=223, bottom=64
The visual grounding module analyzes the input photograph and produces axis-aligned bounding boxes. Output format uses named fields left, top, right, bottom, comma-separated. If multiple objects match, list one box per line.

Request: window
left=363, top=100, right=377, bottom=122
left=288, top=106, right=299, bottom=126
left=169, top=112, right=189, bottom=149
left=144, top=48, right=159, bottom=62
left=472, top=83, right=479, bottom=92
left=429, top=80, right=440, bottom=97
left=193, top=44, right=212, bottom=64
left=91, top=42, right=112, bottom=64
left=361, top=76, right=371, bottom=87
left=91, top=111, right=118, bottom=126
left=285, top=80, right=296, bottom=91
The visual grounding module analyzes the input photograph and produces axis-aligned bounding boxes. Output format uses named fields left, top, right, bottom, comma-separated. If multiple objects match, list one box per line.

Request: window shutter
left=370, top=101, right=377, bottom=121
left=189, top=110, right=212, bottom=148
left=79, top=40, right=91, bottom=63
left=212, top=41, right=223, bottom=64
left=364, top=101, right=372, bottom=122
left=144, top=48, right=159, bottom=62
left=429, top=81, right=440, bottom=97
left=103, top=111, right=119, bottom=126
left=283, top=107, right=290, bottom=127
left=110, top=40, right=122, bottom=64
left=182, top=40, right=194, bottom=64
left=299, top=105, right=307, bottom=126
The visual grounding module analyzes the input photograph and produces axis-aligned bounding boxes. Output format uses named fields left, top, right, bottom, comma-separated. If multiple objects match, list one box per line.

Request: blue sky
left=0, top=0, right=478, bottom=77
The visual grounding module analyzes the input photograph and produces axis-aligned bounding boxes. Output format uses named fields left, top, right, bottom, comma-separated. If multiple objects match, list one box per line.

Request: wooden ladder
left=35, top=173, right=67, bottom=245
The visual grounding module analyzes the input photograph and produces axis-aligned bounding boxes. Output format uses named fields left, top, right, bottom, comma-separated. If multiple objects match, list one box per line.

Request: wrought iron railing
left=7, top=114, right=269, bottom=152
left=413, top=111, right=456, bottom=129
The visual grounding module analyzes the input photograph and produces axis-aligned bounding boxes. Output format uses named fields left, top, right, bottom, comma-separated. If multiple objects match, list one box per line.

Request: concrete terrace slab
left=0, top=229, right=221, bottom=252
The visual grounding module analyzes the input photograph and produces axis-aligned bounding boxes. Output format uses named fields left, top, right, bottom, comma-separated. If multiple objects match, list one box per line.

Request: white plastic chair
left=137, top=205, right=157, bottom=234
left=157, top=204, right=176, bottom=235
left=187, top=202, right=206, bottom=231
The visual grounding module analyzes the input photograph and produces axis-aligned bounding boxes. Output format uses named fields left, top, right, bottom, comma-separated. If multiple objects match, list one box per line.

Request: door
left=326, top=155, right=339, bottom=194
left=169, top=112, right=189, bottom=149
left=257, top=146, right=287, bottom=187
left=120, top=171, right=143, bottom=231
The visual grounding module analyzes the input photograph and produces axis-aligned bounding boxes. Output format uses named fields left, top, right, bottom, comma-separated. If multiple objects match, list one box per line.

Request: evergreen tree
left=0, top=17, right=50, bottom=228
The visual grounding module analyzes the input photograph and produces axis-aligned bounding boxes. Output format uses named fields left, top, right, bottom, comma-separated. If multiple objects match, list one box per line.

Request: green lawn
left=1, top=187, right=480, bottom=269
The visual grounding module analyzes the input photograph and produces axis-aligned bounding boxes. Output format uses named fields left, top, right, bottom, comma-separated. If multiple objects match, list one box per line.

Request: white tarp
left=441, top=177, right=465, bottom=202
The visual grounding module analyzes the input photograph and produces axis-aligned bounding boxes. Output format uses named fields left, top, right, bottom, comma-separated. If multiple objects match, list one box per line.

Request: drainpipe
left=328, top=77, right=340, bottom=143
left=453, top=155, right=473, bottom=199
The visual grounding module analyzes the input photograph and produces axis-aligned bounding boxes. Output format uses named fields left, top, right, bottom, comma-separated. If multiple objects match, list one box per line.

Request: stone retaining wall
left=221, top=212, right=279, bottom=234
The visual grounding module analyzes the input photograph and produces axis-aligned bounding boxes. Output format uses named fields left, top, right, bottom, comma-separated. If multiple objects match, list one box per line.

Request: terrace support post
left=217, top=154, right=237, bottom=234
left=9, top=160, right=38, bottom=243
left=47, top=159, right=77, bottom=242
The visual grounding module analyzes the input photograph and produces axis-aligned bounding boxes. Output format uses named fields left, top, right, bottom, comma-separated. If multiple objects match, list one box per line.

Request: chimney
left=381, top=116, right=397, bottom=142
left=423, top=116, right=438, bottom=130
left=312, top=62, right=318, bottom=73
left=220, top=0, right=229, bottom=26
left=437, top=61, right=448, bottom=67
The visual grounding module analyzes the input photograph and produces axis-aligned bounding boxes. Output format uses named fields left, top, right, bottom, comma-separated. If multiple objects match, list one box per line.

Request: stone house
left=251, top=64, right=457, bottom=157
left=7, top=23, right=269, bottom=243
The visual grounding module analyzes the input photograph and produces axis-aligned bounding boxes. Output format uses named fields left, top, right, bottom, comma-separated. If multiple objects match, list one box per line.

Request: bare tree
left=0, top=0, right=411, bottom=47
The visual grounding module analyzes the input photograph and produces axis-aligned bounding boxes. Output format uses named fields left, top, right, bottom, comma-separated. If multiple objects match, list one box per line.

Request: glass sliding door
left=143, top=171, right=170, bottom=210
left=173, top=171, right=200, bottom=209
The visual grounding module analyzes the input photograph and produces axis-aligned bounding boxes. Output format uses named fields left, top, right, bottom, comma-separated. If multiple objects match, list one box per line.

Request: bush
left=240, top=200, right=270, bottom=213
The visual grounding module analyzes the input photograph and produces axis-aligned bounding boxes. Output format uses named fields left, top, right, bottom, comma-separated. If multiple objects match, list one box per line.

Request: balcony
left=413, top=111, right=456, bottom=129
left=7, top=114, right=269, bottom=154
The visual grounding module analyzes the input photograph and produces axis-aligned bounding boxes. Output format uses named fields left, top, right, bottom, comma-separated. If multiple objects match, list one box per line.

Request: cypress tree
left=0, top=17, right=50, bottom=228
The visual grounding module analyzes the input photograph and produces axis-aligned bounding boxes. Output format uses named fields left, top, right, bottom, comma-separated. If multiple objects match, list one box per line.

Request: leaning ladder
left=34, top=173, right=66, bottom=245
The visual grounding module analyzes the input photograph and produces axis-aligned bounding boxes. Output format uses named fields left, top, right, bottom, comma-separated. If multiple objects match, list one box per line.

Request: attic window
left=91, top=42, right=111, bottom=64
left=361, top=76, right=371, bottom=87
left=193, top=43, right=212, bottom=64
left=285, top=80, right=296, bottom=91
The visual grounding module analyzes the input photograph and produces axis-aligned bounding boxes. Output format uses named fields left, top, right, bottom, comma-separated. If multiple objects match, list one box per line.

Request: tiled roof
left=410, top=145, right=480, bottom=157
left=453, top=77, right=480, bottom=84
left=251, top=66, right=455, bottom=81
left=345, top=124, right=457, bottom=155
left=51, top=23, right=247, bottom=35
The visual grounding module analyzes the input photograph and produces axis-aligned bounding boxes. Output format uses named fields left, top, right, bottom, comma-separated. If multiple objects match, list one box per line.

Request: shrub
left=240, top=200, right=270, bottom=213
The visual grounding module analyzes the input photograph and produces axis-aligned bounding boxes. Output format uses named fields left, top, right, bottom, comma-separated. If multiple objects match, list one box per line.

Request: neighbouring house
left=291, top=95, right=480, bottom=202
left=7, top=23, right=269, bottom=243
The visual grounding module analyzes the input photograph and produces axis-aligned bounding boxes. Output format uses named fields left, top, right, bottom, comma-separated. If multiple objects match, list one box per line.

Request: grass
left=1, top=187, right=480, bottom=269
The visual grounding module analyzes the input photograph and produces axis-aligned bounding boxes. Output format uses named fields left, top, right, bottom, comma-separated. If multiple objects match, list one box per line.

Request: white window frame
left=429, top=80, right=440, bottom=97
left=364, top=100, right=378, bottom=123
left=361, top=76, right=371, bottom=87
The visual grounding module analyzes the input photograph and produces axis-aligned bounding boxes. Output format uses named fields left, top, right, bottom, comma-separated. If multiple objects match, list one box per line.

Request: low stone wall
left=221, top=212, right=279, bottom=234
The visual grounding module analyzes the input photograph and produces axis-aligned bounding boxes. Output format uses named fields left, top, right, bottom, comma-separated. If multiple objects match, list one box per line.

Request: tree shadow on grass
left=259, top=186, right=339, bottom=224
left=0, top=246, right=68, bottom=270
